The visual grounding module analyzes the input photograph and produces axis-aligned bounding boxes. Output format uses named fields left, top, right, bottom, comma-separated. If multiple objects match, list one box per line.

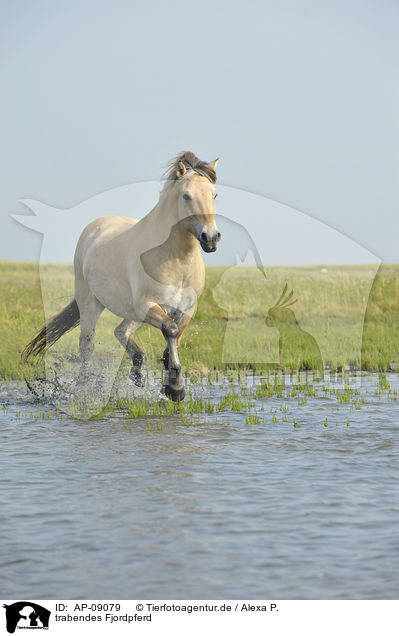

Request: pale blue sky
left=0, top=0, right=398, bottom=263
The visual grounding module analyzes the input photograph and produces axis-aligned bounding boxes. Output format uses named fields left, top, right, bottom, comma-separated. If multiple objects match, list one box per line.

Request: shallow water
left=0, top=374, right=398, bottom=600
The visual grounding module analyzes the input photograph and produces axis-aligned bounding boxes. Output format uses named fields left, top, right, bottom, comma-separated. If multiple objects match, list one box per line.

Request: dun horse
left=23, top=152, right=221, bottom=401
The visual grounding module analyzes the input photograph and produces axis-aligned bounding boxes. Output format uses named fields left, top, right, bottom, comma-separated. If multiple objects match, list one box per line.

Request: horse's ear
left=208, top=158, right=219, bottom=171
left=176, top=161, right=187, bottom=179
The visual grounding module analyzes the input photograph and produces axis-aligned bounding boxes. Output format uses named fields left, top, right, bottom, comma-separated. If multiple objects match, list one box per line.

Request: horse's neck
left=167, top=221, right=198, bottom=259
left=149, top=192, right=198, bottom=260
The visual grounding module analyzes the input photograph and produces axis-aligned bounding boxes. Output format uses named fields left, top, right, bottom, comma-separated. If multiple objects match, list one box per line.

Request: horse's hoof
left=164, top=385, right=185, bottom=402
left=129, top=367, right=146, bottom=388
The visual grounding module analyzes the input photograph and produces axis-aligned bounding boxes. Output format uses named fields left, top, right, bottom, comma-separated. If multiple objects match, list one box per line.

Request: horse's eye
left=183, top=193, right=191, bottom=201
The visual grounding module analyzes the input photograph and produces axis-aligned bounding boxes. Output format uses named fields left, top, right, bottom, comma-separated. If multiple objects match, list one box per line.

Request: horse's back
left=75, top=216, right=138, bottom=260
left=75, top=214, right=138, bottom=277
left=78, top=215, right=138, bottom=244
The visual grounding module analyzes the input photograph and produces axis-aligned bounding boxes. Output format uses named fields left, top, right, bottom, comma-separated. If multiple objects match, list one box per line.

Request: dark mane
left=164, top=151, right=217, bottom=183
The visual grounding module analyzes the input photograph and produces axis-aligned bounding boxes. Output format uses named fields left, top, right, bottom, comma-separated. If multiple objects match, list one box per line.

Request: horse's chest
left=160, top=285, right=197, bottom=318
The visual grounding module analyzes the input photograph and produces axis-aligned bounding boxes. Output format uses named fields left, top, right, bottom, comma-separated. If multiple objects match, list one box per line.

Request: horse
left=23, top=151, right=221, bottom=401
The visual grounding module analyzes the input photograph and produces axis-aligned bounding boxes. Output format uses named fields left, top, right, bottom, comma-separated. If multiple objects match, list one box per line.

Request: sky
left=0, top=0, right=398, bottom=264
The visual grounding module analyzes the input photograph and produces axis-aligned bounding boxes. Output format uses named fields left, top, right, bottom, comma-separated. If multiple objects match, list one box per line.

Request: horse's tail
left=22, top=299, right=80, bottom=361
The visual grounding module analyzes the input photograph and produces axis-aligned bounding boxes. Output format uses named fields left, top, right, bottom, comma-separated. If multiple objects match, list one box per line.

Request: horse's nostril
left=200, top=232, right=208, bottom=243
left=216, top=231, right=221, bottom=241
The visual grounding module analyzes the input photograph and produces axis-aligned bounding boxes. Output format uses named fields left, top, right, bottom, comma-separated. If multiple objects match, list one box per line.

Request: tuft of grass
left=245, top=413, right=263, bottom=425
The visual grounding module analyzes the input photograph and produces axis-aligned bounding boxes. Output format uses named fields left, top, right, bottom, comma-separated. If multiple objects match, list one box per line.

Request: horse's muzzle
left=199, top=229, right=221, bottom=253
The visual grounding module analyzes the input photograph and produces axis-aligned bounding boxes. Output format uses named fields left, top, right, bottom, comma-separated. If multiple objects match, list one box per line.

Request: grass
left=2, top=372, right=396, bottom=428
left=1, top=261, right=399, bottom=382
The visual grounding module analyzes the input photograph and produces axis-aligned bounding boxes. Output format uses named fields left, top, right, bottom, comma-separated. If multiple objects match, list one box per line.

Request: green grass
left=1, top=260, right=399, bottom=381
left=2, top=373, right=396, bottom=427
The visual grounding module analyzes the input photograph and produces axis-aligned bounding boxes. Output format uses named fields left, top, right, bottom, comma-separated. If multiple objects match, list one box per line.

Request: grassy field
left=1, top=260, right=399, bottom=382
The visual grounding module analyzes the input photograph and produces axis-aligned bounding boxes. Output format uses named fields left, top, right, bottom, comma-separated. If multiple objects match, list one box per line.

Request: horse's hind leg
left=76, top=293, right=104, bottom=377
left=114, top=319, right=146, bottom=387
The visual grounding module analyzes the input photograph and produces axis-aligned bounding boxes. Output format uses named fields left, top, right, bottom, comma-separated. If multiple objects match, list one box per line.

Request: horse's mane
left=163, top=151, right=217, bottom=185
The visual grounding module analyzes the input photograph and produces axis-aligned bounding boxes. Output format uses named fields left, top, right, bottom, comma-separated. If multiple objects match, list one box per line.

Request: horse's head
left=164, top=152, right=221, bottom=253
left=179, top=170, right=220, bottom=252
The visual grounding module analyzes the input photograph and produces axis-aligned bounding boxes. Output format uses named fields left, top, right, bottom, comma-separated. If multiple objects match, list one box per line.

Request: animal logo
left=266, top=283, right=324, bottom=378
left=3, top=602, right=50, bottom=633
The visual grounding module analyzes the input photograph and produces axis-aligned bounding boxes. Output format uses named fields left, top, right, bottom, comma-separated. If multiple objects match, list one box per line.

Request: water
left=1, top=374, right=398, bottom=599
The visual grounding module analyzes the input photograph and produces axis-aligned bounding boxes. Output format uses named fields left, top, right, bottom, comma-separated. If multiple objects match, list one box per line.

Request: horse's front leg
left=163, top=331, right=184, bottom=401
left=162, top=305, right=196, bottom=369
left=144, top=305, right=187, bottom=402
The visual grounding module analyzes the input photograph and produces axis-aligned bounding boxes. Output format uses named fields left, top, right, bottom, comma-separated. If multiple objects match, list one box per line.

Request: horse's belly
left=93, top=286, right=134, bottom=318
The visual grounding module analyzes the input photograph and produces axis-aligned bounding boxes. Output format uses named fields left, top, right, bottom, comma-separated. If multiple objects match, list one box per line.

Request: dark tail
left=22, top=299, right=80, bottom=361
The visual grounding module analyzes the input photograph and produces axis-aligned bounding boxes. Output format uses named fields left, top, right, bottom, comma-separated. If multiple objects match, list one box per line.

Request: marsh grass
left=2, top=373, right=394, bottom=431
left=1, top=261, right=399, bottom=384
